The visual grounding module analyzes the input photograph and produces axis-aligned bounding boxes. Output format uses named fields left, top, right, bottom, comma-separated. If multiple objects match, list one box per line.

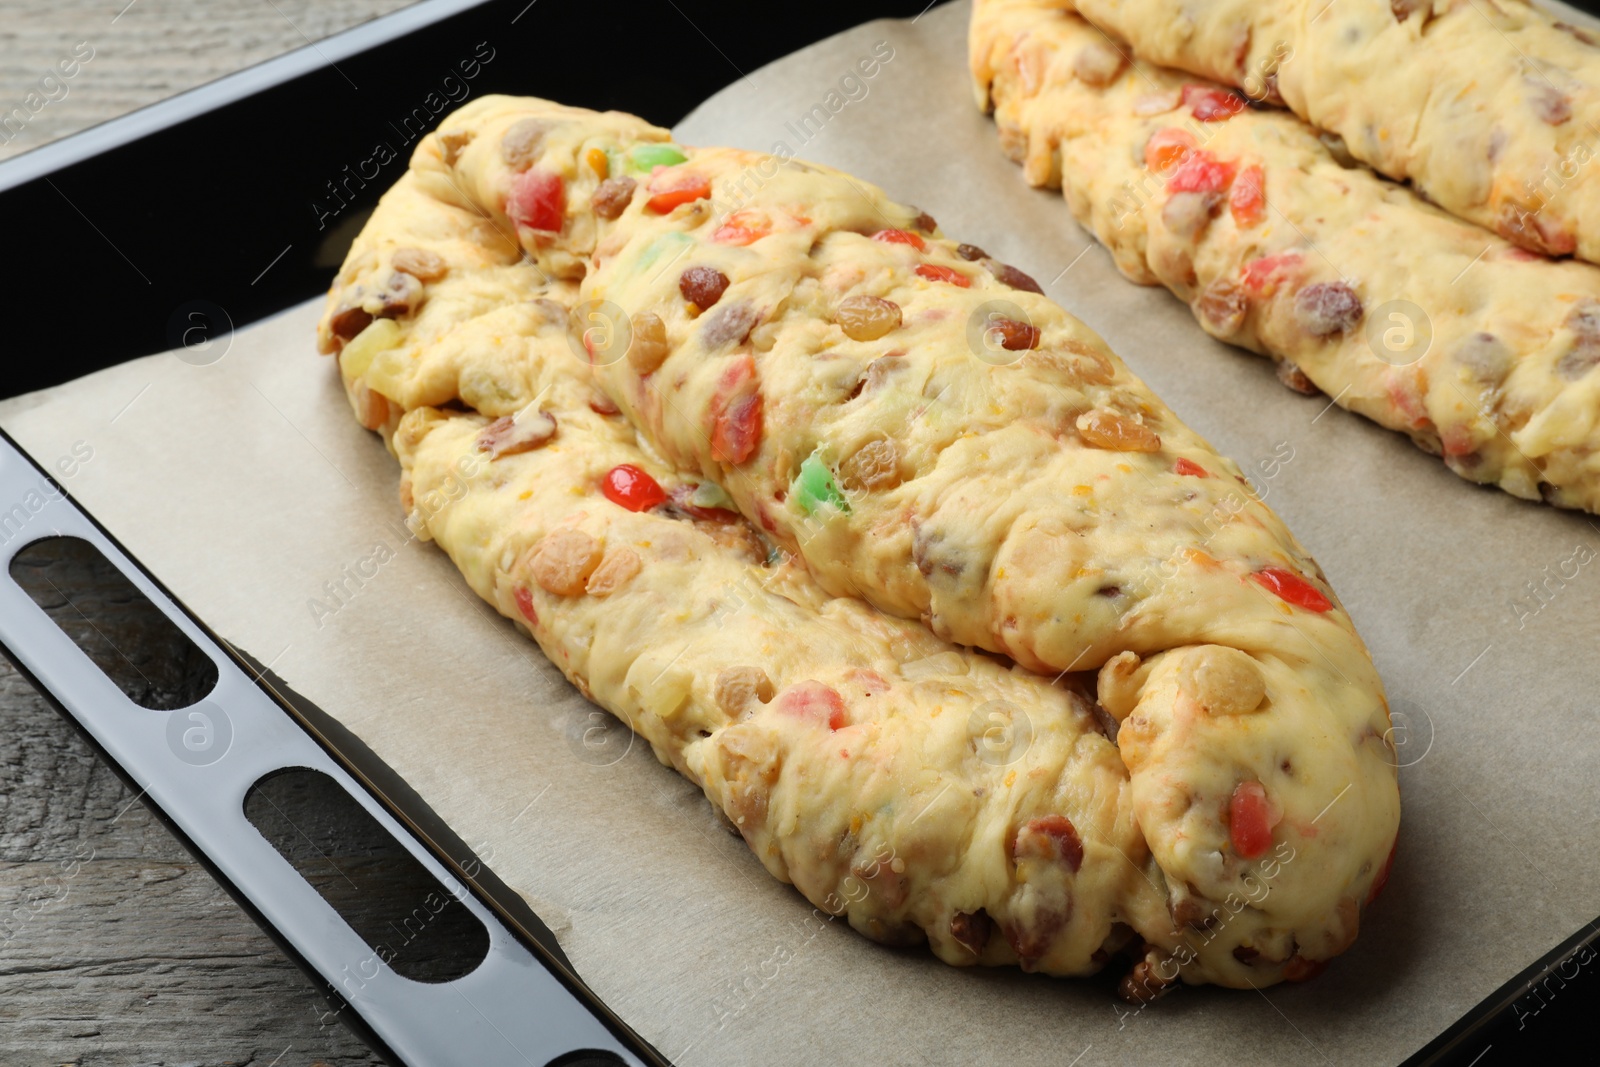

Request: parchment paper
left=7, top=3, right=1600, bottom=1062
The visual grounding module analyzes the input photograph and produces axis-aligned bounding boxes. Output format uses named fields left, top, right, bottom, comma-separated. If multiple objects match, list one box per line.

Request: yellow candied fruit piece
left=339, top=318, right=403, bottom=379
left=1003, top=770, right=1017, bottom=788
left=586, top=147, right=608, bottom=179
left=1072, top=485, right=1093, bottom=497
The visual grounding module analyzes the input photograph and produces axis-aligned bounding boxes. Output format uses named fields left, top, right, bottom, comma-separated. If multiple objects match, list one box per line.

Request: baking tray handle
left=0, top=431, right=668, bottom=1067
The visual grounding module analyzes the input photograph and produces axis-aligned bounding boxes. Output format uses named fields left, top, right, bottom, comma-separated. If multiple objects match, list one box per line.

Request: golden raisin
left=714, top=666, right=775, bottom=715
left=628, top=311, right=670, bottom=374
left=839, top=439, right=903, bottom=491
left=1077, top=409, right=1161, bottom=452
left=529, top=529, right=603, bottom=596
left=500, top=118, right=549, bottom=169
left=354, top=381, right=392, bottom=431
left=586, top=547, right=642, bottom=597
left=835, top=295, right=902, bottom=342
left=391, top=247, right=448, bottom=282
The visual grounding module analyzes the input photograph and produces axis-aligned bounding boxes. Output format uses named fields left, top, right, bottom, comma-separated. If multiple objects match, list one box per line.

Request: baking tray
left=1, top=0, right=1597, bottom=1062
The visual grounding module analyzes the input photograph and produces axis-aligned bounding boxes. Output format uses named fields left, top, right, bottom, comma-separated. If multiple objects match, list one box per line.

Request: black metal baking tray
left=1, top=0, right=1597, bottom=1062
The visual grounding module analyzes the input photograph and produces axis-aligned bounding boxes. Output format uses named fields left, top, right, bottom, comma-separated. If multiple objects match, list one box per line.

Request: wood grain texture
left=2, top=4, right=414, bottom=1061
left=0, top=0, right=415, bottom=162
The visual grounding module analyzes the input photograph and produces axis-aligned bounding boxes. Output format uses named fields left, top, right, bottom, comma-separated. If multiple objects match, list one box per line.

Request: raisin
left=529, top=528, right=603, bottom=596
left=680, top=266, right=730, bottom=311
left=1077, top=409, right=1161, bottom=452
left=1196, top=279, right=1248, bottom=335
left=592, top=176, right=637, bottom=220
left=391, top=247, right=447, bottom=282
left=840, top=439, right=903, bottom=491
left=500, top=118, right=550, bottom=169
left=585, top=548, right=642, bottom=597
left=992, top=261, right=1044, bottom=294
left=330, top=305, right=373, bottom=342
left=714, top=666, right=775, bottom=715
left=1275, top=360, right=1320, bottom=395
left=1558, top=301, right=1600, bottom=380
left=628, top=311, right=670, bottom=373
left=950, top=910, right=993, bottom=955
left=956, top=243, right=988, bottom=261
left=835, top=295, right=902, bottom=341
left=476, top=411, right=558, bottom=457
left=989, top=317, right=1040, bottom=351
left=910, top=209, right=938, bottom=233
left=702, top=301, right=759, bottom=349
left=1293, top=282, right=1363, bottom=337
left=375, top=271, right=423, bottom=318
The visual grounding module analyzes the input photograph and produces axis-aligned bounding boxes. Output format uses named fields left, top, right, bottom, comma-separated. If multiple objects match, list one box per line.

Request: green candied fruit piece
left=792, top=453, right=850, bottom=516
left=338, top=318, right=402, bottom=378
left=689, top=481, right=734, bottom=510
left=633, top=231, right=694, bottom=274
left=629, top=143, right=688, bottom=172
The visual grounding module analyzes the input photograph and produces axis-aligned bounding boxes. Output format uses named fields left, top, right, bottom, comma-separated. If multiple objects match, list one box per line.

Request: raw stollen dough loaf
left=971, top=0, right=1600, bottom=513
left=316, top=94, right=1400, bottom=994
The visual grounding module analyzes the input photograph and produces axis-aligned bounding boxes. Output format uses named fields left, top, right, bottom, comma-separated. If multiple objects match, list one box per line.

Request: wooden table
left=2, top=4, right=413, bottom=1063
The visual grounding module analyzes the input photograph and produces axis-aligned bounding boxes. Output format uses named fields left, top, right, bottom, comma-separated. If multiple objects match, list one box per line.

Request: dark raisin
left=330, top=305, right=373, bottom=341
left=680, top=266, right=730, bottom=311
left=956, top=243, right=988, bottom=261
left=950, top=910, right=993, bottom=955
left=992, top=261, right=1044, bottom=294
left=911, top=209, right=938, bottom=233
left=991, top=318, right=1040, bottom=351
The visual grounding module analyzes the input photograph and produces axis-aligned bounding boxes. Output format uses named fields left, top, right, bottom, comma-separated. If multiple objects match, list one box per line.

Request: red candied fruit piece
left=776, top=680, right=848, bottom=730
left=513, top=586, right=538, bottom=625
left=1144, top=127, right=1198, bottom=172
left=710, top=355, right=763, bottom=464
left=1183, top=84, right=1248, bottom=121
left=1252, top=566, right=1333, bottom=612
left=507, top=168, right=565, bottom=232
left=872, top=228, right=927, bottom=251
left=915, top=263, right=971, bottom=287
left=1241, top=252, right=1303, bottom=295
left=1230, top=781, right=1274, bottom=859
left=601, top=464, right=667, bottom=512
left=1167, top=150, right=1237, bottom=195
left=645, top=170, right=712, bottom=214
left=1175, top=457, right=1208, bottom=477
left=1231, top=164, right=1266, bottom=228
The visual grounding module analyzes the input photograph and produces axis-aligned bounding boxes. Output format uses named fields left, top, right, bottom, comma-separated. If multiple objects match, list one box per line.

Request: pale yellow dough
left=972, top=0, right=1600, bottom=512
left=1050, top=0, right=1600, bottom=264
left=317, top=94, right=1400, bottom=993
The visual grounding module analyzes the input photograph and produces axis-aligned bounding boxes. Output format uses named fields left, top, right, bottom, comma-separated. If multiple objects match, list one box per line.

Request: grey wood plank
left=2, top=4, right=418, bottom=1062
